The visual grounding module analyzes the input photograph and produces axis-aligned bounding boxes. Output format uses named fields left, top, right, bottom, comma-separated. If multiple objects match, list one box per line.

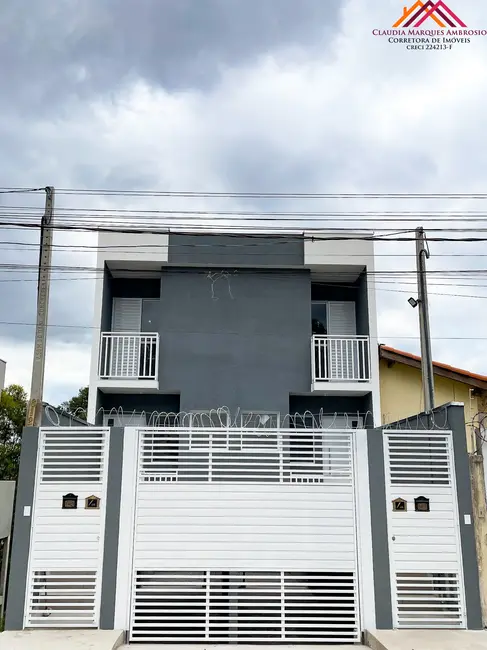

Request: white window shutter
left=326, top=302, right=357, bottom=380
left=111, top=298, right=142, bottom=377
left=111, top=298, right=142, bottom=332
left=327, top=302, right=356, bottom=335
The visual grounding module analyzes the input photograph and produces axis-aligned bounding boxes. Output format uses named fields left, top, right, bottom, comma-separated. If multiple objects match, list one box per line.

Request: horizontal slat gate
left=25, top=428, right=109, bottom=628
left=384, top=430, right=466, bottom=629
left=130, top=428, right=360, bottom=643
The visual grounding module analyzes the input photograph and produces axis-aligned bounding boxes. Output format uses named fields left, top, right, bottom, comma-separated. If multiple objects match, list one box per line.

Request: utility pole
left=415, top=227, right=435, bottom=413
left=25, top=187, right=55, bottom=427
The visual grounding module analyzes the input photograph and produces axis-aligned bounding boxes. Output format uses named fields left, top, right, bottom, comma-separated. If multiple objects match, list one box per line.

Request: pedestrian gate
left=384, top=430, right=466, bottom=629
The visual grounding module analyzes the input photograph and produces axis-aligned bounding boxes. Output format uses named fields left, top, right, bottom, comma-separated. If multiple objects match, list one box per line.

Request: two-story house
left=88, top=230, right=381, bottom=429
left=5, top=230, right=482, bottom=644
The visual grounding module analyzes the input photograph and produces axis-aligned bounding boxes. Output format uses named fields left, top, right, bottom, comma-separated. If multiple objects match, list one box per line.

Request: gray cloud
left=2, top=0, right=339, bottom=115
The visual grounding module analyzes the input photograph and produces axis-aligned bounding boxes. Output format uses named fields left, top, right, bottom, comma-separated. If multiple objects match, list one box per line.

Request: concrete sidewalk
left=0, top=630, right=124, bottom=650
left=367, top=629, right=487, bottom=649
left=121, top=646, right=367, bottom=649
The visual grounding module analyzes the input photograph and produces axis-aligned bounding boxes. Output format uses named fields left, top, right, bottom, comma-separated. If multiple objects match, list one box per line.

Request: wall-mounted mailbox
left=392, top=498, right=407, bottom=512
left=62, top=493, right=78, bottom=510
left=415, top=496, right=430, bottom=512
left=85, top=495, right=101, bottom=510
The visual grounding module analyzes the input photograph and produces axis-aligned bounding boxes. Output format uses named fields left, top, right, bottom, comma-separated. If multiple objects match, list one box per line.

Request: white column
left=113, top=427, right=139, bottom=631
left=354, top=429, right=376, bottom=632
left=87, top=273, right=104, bottom=424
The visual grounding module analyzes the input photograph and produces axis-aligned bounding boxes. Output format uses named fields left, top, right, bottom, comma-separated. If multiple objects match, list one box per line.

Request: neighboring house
left=0, top=358, right=5, bottom=392
left=4, top=231, right=483, bottom=641
left=379, top=344, right=487, bottom=452
left=40, top=402, right=89, bottom=428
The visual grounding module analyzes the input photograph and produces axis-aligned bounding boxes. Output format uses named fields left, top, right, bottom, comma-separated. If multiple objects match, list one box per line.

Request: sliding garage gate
left=384, top=430, right=467, bottom=629
left=129, top=427, right=361, bottom=643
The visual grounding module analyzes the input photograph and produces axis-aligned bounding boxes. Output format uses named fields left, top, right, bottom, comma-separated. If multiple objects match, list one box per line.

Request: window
left=240, top=412, right=280, bottom=428
left=311, top=302, right=327, bottom=335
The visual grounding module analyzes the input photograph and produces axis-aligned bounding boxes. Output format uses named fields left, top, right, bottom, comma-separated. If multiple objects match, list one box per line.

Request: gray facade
left=97, top=232, right=373, bottom=423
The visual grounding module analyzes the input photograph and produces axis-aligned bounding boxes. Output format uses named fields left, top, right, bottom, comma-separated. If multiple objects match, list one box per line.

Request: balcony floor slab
left=311, top=380, right=373, bottom=396
left=97, top=379, right=160, bottom=393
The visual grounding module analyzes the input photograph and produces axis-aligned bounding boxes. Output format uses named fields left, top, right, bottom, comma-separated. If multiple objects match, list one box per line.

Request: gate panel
left=130, top=428, right=360, bottom=643
left=384, top=431, right=466, bottom=629
left=25, top=428, right=109, bottom=628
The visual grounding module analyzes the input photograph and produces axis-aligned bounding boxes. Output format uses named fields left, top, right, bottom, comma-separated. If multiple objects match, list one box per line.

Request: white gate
left=129, top=427, right=360, bottom=643
left=24, top=428, right=110, bottom=628
left=384, top=430, right=466, bottom=629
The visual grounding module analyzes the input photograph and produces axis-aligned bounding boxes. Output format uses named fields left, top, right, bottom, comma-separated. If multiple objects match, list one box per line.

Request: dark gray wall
left=100, top=265, right=113, bottom=332
left=447, top=405, right=483, bottom=629
left=356, top=271, right=370, bottom=336
left=368, top=428, right=393, bottom=629
left=97, top=393, right=181, bottom=425
left=157, top=268, right=311, bottom=415
left=289, top=395, right=372, bottom=425
left=112, top=278, right=160, bottom=298
left=310, top=282, right=358, bottom=303
left=168, top=233, right=304, bottom=267
left=100, top=428, right=124, bottom=629
left=5, top=428, right=39, bottom=630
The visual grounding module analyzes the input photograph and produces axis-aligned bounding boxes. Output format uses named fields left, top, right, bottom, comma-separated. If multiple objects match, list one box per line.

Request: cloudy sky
left=1, top=0, right=487, bottom=408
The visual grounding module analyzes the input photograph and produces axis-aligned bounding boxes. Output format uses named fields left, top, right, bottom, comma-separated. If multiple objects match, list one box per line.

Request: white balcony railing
left=99, top=332, right=159, bottom=380
left=312, top=335, right=370, bottom=382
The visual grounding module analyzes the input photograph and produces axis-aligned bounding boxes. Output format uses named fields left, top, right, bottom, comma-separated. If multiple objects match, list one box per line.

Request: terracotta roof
left=379, top=344, right=487, bottom=389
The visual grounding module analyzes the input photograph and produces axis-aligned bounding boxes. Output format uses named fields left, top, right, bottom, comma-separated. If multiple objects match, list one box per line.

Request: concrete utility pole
left=25, top=187, right=55, bottom=427
left=415, top=227, right=435, bottom=413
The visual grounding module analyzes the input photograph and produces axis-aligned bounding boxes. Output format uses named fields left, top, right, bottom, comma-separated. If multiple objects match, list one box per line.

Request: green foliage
left=0, top=384, right=27, bottom=480
left=0, top=442, right=21, bottom=480
left=59, top=386, right=88, bottom=421
left=0, top=384, right=26, bottom=443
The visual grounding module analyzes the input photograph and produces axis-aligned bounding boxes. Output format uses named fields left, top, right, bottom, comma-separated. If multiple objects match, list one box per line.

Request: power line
left=5, top=187, right=487, bottom=199
left=2, top=240, right=487, bottom=257
left=0, top=187, right=45, bottom=195
left=1, top=220, right=487, bottom=241
left=9, top=205, right=487, bottom=219
left=0, top=318, right=485, bottom=339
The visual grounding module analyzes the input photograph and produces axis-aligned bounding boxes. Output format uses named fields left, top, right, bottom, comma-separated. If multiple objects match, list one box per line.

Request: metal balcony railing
left=312, top=335, right=370, bottom=382
left=99, top=332, right=159, bottom=380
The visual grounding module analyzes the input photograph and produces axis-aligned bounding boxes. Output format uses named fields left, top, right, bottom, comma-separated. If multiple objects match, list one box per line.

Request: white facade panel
left=25, top=428, right=110, bottom=628
left=304, top=233, right=374, bottom=269
left=97, top=231, right=169, bottom=266
left=384, top=431, right=466, bottom=629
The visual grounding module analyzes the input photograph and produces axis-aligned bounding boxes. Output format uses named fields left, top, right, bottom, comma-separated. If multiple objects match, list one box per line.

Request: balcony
left=97, top=332, right=159, bottom=392
left=312, top=335, right=371, bottom=392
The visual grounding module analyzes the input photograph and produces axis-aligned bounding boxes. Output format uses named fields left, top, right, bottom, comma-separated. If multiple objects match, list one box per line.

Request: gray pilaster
left=448, top=404, right=483, bottom=629
left=367, top=427, right=393, bottom=629
left=5, top=427, right=40, bottom=630
left=99, top=427, right=124, bottom=629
